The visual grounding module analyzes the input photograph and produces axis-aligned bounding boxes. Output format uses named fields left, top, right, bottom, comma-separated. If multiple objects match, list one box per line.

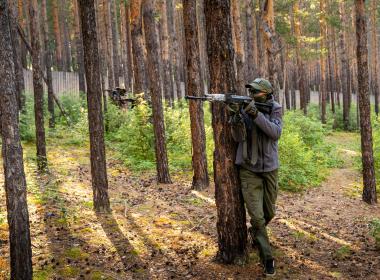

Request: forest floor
left=0, top=131, right=379, bottom=280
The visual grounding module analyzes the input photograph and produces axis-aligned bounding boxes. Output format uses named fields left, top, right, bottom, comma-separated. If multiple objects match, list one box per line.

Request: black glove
left=244, top=100, right=258, bottom=118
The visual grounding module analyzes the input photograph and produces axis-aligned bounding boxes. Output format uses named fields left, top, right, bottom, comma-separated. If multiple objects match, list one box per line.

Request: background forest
left=0, top=0, right=380, bottom=279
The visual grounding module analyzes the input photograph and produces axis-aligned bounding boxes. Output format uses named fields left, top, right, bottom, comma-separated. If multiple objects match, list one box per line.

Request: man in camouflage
left=230, top=78, right=282, bottom=277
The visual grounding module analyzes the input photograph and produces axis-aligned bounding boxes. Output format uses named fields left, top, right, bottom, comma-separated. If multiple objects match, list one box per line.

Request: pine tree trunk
left=159, top=0, right=173, bottom=104
left=245, top=0, right=256, bottom=80
left=183, top=0, right=209, bottom=190
left=78, top=0, right=111, bottom=212
left=29, top=0, right=47, bottom=171
left=17, top=0, right=27, bottom=68
left=125, top=3, right=133, bottom=91
left=355, top=0, right=377, bottom=204
left=204, top=0, right=248, bottom=264
left=74, top=0, right=86, bottom=93
left=103, top=0, right=115, bottom=89
left=0, top=2, right=33, bottom=279
left=231, top=0, right=247, bottom=95
left=327, top=25, right=335, bottom=114
left=320, top=0, right=327, bottom=124
left=61, top=3, right=71, bottom=72
left=370, top=0, right=379, bottom=116
left=9, top=0, right=25, bottom=111
left=52, top=0, right=63, bottom=70
left=41, top=0, right=55, bottom=128
left=339, top=1, right=350, bottom=130
left=120, top=2, right=129, bottom=90
left=110, top=0, right=120, bottom=87
left=261, top=0, right=281, bottom=101
left=131, top=0, right=146, bottom=94
left=143, top=0, right=172, bottom=184
left=292, top=1, right=307, bottom=114
left=197, top=0, right=209, bottom=93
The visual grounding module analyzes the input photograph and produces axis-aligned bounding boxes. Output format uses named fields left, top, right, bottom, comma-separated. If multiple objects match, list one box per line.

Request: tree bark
left=261, top=0, right=281, bottom=101
left=204, top=0, right=248, bottom=264
left=9, top=0, right=25, bottom=111
left=320, top=0, right=327, bottom=124
left=41, top=0, right=55, bottom=128
left=183, top=0, right=209, bottom=190
left=292, top=1, right=307, bottom=114
left=110, top=0, right=120, bottom=87
left=370, top=0, right=379, bottom=116
left=29, top=0, right=47, bottom=171
left=131, top=0, right=146, bottom=94
left=103, top=0, right=115, bottom=89
left=245, top=0, right=256, bottom=80
left=0, top=2, right=33, bottom=279
left=125, top=3, right=133, bottom=91
left=143, top=0, right=172, bottom=184
left=339, top=1, right=350, bottom=130
left=78, top=0, right=111, bottom=212
left=355, top=0, right=377, bottom=204
left=73, top=0, right=86, bottom=93
left=158, top=0, right=173, bottom=104
left=231, top=0, right=247, bottom=95
left=52, top=0, right=63, bottom=70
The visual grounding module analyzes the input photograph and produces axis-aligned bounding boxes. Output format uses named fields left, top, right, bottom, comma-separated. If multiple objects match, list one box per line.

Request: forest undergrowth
left=0, top=94, right=379, bottom=279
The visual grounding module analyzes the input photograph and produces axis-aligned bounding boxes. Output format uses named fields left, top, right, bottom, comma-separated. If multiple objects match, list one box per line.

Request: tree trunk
left=125, top=3, right=133, bottom=91
left=29, top=0, right=47, bottom=171
left=9, top=0, right=25, bottom=111
left=261, top=0, right=281, bottom=101
left=120, top=1, right=129, bottom=90
left=292, top=1, right=307, bottom=114
left=327, top=25, right=335, bottom=114
left=204, top=0, right=248, bottom=264
left=320, top=0, right=327, bottom=124
left=355, top=0, right=377, bottom=204
left=231, top=0, right=247, bottom=95
left=78, top=0, right=111, bottom=212
left=61, top=3, right=71, bottom=72
left=110, top=0, right=120, bottom=87
left=52, top=0, right=63, bottom=70
left=197, top=0, right=209, bottom=93
left=167, top=0, right=181, bottom=98
left=0, top=2, right=33, bottom=279
left=73, top=0, right=86, bottom=93
left=131, top=0, right=146, bottom=94
left=103, top=0, right=115, bottom=89
left=370, top=0, right=379, bottom=116
left=143, top=0, right=172, bottom=184
left=17, top=0, right=27, bottom=68
left=158, top=0, right=173, bottom=104
left=339, top=1, right=350, bottom=130
left=245, top=0, right=256, bottom=80
left=41, top=0, right=55, bottom=128
left=183, top=0, right=209, bottom=190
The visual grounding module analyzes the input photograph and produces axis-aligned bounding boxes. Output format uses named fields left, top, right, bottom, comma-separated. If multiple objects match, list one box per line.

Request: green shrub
left=370, top=218, right=380, bottom=250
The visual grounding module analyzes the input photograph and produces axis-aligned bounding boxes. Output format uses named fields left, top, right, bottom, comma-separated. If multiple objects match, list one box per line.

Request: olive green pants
left=240, top=168, right=278, bottom=262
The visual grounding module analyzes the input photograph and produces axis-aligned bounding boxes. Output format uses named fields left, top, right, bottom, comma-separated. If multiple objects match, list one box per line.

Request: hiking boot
left=264, top=259, right=276, bottom=277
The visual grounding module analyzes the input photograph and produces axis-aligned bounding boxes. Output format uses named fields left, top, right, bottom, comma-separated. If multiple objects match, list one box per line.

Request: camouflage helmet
left=245, top=78, right=273, bottom=94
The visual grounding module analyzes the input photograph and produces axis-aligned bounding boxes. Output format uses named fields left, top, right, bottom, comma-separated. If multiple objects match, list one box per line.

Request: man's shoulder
left=271, top=101, right=282, bottom=114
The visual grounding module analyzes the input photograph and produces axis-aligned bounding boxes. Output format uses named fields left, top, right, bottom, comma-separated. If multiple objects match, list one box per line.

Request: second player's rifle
left=185, top=93, right=273, bottom=114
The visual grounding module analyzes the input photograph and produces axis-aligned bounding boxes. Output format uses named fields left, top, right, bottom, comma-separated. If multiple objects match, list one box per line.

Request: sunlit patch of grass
left=330, top=271, right=343, bottom=278
left=199, top=246, right=217, bottom=258
left=185, top=197, right=204, bottom=206
left=344, top=183, right=362, bottom=198
left=79, top=227, right=94, bottom=234
left=33, top=266, right=53, bottom=280
left=58, top=266, right=80, bottom=278
left=65, top=247, right=89, bottom=260
left=90, top=270, right=110, bottom=280
left=82, top=200, right=94, bottom=209
left=335, top=245, right=353, bottom=260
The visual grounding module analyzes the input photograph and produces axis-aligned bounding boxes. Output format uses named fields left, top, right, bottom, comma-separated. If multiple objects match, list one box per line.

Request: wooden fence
left=24, top=69, right=80, bottom=97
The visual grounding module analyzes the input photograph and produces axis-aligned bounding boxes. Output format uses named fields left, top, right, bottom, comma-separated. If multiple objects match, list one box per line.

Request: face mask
left=253, top=95, right=267, bottom=103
